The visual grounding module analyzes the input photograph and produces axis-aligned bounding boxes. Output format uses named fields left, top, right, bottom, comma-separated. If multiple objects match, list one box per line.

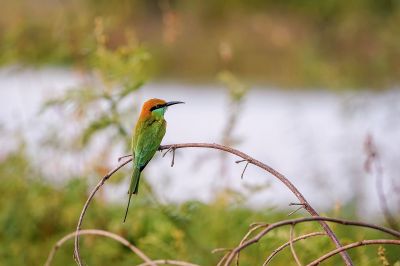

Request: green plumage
left=130, top=117, right=166, bottom=194
left=123, top=99, right=183, bottom=222
left=123, top=110, right=166, bottom=222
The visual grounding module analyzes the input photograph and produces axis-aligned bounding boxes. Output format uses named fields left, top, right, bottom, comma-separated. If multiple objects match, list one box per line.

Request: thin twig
left=288, top=206, right=304, bottom=217
left=162, top=147, right=176, bottom=167
left=137, top=259, right=200, bottom=266
left=235, top=223, right=268, bottom=266
left=289, top=202, right=307, bottom=206
left=235, top=159, right=249, bottom=179
left=263, top=232, right=326, bottom=265
left=162, top=147, right=173, bottom=157
left=212, top=248, right=233, bottom=266
left=159, top=143, right=353, bottom=265
left=240, top=162, right=249, bottom=179
left=212, top=248, right=233, bottom=254
left=118, top=154, right=132, bottom=162
left=249, top=222, right=268, bottom=228
left=222, top=216, right=400, bottom=266
left=45, top=229, right=154, bottom=266
left=217, top=251, right=233, bottom=266
left=307, top=239, right=400, bottom=266
left=364, top=135, right=399, bottom=230
left=289, top=224, right=302, bottom=266
left=171, top=147, right=176, bottom=167
left=73, top=143, right=353, bottom=265
left=73, top=158, right=133, bottom=266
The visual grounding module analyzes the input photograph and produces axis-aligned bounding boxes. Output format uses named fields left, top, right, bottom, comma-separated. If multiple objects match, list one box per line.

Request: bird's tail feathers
left=123, top=167, right=141, bottom=223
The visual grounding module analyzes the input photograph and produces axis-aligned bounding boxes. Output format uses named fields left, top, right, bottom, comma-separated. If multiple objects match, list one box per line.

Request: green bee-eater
left=123, top=98, right=184, bottom=222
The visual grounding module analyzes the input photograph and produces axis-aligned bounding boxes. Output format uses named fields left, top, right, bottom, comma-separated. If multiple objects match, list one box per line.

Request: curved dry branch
left=73, top=143, right=352, bottom=265
left=307, top=239, right=400, bottom=266
left=223, top=216, right=400, bottom=265
left=73, top=158, right=133, bottom=266
left=211, top=248, right=233, bottom=266
left=45, top=229, right=154, bottom=266
left=263, top=232, right=326, bottom=265
left=235, top=223, right=268, bottom=266
left=159, top=143, right=352, bottom=265
left=217, top=252, right=233, bottom=266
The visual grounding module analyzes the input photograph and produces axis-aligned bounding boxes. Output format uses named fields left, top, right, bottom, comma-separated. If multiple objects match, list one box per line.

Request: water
left=1, top=67, right=399, bottom=219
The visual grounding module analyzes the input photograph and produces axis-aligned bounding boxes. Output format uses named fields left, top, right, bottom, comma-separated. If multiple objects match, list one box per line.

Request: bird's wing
left=133, top=119, right=166, bottom=169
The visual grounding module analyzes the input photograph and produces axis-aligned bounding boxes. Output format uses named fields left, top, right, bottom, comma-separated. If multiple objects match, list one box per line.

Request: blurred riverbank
left=1, top=1, right=400, bottom=88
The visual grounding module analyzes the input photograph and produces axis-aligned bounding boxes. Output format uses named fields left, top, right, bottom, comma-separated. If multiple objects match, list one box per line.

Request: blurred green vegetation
left=41, top=16, right=151, bottom=149
left=1, top=2, right=400, bottom=265
left=0, top=149, right=399, bottom=265
left=1, top=0, right=400, bottom=88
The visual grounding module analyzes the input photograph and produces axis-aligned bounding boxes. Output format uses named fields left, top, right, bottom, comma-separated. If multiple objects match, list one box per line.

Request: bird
left=123, top=98, right=184, bottom=222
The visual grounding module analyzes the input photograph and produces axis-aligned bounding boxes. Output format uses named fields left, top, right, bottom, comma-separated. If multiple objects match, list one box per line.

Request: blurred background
left=0, top=1, right=399, bottom=265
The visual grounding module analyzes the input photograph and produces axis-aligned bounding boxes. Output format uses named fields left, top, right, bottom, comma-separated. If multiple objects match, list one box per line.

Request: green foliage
left=1, top=1, right=400, bottom=88
left=42, top=17, right=151, bottom=147
left=92, top=18, right=151, bottom=90
left=218, top=70, right=248, bottom=102
left=1, top=150, right=399, bottom=266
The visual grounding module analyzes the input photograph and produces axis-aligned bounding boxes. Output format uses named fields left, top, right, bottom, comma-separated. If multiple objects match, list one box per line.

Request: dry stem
left=159, top=143, right=352, bottom=265
left=289, top=225, right=302, bottom=266
left=46, top=229, right=154, bottom=266
left=74, top=143, right=356, bottom=265
left=263, top=232, right=326, bottom=265
left=235, top=223, right=268, bottom=266
left=73, top=158, right=132, bottom=266
left=364, top=135, right=399, bottom=230
left=307, top=239, right=400, bottom=266
left=222, top=216, right=400, bottom=265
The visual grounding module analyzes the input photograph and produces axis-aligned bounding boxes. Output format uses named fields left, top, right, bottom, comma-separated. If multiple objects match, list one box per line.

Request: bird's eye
left=150, top=104, right=163, bottom=111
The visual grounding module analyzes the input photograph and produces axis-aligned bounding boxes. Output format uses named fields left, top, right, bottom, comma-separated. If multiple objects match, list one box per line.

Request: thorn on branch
left=240, top=162, right=249, bottom=179
left=288, top=203, right=307, bottom=216
left=236, top=159, right=249, bottom=179
left=162, top=147, right=176, bottom=167
left=171, top=149, right=176, bottom=167
left=289, top=202, right=308, bottom=207
left=288, top=206, right=304, bottom=217
left=162, top=148, right=170, bottom=157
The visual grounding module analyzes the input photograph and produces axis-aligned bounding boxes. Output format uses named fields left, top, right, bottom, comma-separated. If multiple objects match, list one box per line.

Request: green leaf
left=81, top=116, right=115, bottom=145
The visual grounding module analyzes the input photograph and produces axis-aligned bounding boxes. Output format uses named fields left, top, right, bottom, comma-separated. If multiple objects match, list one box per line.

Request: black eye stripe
left=150, top=104, right=165, bottom=111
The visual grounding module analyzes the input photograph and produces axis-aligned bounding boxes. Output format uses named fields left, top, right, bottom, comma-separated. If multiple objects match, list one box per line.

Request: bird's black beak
left=151, top=101, right=184, bottom=111
left=165, top=101, right=185, bottom=107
